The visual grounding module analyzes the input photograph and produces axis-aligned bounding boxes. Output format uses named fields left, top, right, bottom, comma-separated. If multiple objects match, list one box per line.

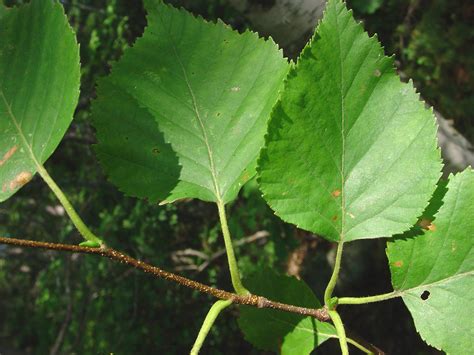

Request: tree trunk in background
left=229, top=0, right=326, bottom=57
left=230, top=0, right=474, bottom=175
left=436, top=111, right=474, bottom=176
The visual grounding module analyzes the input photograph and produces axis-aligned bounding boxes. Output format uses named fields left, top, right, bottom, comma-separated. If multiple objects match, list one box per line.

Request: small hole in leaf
left=420, top=290, right=430, bottom=300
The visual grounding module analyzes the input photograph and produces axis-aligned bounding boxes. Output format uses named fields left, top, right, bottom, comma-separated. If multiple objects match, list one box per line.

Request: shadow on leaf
left=93, top=78, right=181, bottom=203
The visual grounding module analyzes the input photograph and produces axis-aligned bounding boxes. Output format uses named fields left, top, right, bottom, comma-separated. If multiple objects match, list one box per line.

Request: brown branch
left=0, top=236, right=330, bottom=322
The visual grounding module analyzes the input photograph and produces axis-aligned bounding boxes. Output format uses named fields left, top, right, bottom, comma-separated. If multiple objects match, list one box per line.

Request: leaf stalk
left=216, top=200, right=248, bottom=295
left=329, top=310, right=349, bottom=355
left=324, top=241, right=344, bottom=306
left=36, top=164, right=102, bottom=245
left=346, top=337, right=374, bottom=354
left=190, top=299, right=232, bottom=354
left=338, top=291, right=400, bottom=305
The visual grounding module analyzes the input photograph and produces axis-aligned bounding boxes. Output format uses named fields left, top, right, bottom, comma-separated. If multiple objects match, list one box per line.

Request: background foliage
left=0, top=0, right=471, bottom=354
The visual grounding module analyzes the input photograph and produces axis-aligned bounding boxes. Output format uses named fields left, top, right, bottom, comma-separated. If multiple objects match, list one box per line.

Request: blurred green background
left=0, top=0, right=472, bottom=354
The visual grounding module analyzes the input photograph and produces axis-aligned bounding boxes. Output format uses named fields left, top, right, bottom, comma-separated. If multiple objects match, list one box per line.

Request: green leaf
left=258, top=0, right=442, bottom=242
left=92, top=0, right=289, bottom=204
left=387, top=168, right=474, bottom=354
left=238, top=269, right=336, bottom=354
left=92, top=80, right=181, bottom=202
left=0, top=1, right=80, bottom=201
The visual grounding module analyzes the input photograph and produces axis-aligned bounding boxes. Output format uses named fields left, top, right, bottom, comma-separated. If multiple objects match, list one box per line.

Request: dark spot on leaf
left=331, top=189, right=341, bottom=197
left=152, top=148, right=160, bottom=155
left=331, top=215, right=338, bottom=221
left=125, top=136, right=129, bottom=141
left=420, top=290, right=430, bottom=300
left=216, top=112, right=221, bottom=117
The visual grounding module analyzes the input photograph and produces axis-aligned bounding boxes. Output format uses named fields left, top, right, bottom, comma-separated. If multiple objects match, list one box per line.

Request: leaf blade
left=92, top=0, right=289, bottom=204
left=237, top=269, right=336, bottom=354
left=387, top=168, right=474, bottom=354
left=257, top=0, right=442, bottom=242
left=0, top=1, right=80, bottom=201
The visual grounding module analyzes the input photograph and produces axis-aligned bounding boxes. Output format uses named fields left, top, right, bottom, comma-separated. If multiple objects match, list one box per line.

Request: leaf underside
left=92, top=0, right=289, bottom=204
left=0, top=1, right=80, bottom=201
left=238, top=269, right=335, bottom=354
left=387, top=168, right=474, bottom=354
left=257, top=0, right=442, bottom=242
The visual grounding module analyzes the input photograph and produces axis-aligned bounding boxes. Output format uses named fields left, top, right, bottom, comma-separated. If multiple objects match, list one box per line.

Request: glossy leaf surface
left=93, top=0, right=289, bottom=204
left=258, top=0, right=442, bottom=241
left=387, top=168, right=474, bottom=354
left=0, top=1, right=80, bottom=201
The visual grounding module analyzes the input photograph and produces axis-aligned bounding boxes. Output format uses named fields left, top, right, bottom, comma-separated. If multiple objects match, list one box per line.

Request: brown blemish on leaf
left=9, top=171, right=32, bottom=190
left=374, top=69, right=381, bottom=77
left=0, top=145, right=18, bottom=166
left=331, top=189, right=341, bottom=197
left=331, top=215, right=338, bottom=221
left=393, top=260, right=403, bottom=268
left=241, top=171, right=250, bottom=183
left=418, top=218, right=435, bottom=231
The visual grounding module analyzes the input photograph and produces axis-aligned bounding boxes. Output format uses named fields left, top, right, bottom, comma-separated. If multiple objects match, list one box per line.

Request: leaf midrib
left=158, top=11, right=222, bottom=202
left=334, top=3, right=347, bottom=242
left=398, top=269, right=474, bottom=295
left=0, top=89, right=41, bottom=169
